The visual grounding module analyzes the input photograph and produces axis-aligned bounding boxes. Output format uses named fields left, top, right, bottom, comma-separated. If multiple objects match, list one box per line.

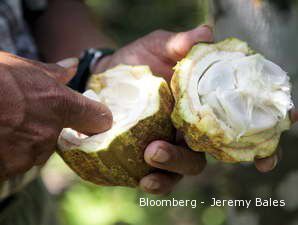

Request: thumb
left=166, top=25, right=213, bottom=61
left=60, top=87, right=113, bottom=135
left=45, top=57, right=79, bottom=84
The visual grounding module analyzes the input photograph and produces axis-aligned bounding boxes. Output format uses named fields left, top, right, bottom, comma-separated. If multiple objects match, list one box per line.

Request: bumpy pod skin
left=171, top=38, right=291, bottom=163
left=57, top=78, right=175, bottom=187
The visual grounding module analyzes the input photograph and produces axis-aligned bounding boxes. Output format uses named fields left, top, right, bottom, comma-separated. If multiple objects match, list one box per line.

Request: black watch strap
left=67, top=48, right=114, bottom=93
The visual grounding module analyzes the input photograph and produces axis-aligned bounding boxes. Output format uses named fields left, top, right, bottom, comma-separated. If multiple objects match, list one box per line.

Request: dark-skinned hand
left=0, top=52, right=112, bottom=181
left=94, top=25, right=287, bottom=195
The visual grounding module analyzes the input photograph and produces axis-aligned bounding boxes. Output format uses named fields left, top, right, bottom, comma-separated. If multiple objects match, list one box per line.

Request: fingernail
left=142, top=178, right=160, bottom=190
left=57, top=57, right=79, bottom=68
left=151, top=148, right=170, bottom=163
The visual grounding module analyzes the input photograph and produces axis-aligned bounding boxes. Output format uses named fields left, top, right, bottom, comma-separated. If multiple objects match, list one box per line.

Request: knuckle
left=175, top=31, right=187, bottom=40
left=45, top=86, right=73, bottom=124
left=73, top=95, right=90, bottom=119
left=150, top=29, right=167, bottom=37
left=168, top=32, right=191, bottom=60
left=57, top=90, right=82, bottom=126
left=170, top=40, right=186, bottom=59
left=58, top=92, right=73, bottom=115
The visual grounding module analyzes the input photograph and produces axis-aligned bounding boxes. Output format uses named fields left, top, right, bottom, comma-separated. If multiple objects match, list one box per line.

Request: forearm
left=31, top=0, right=115, bottom=62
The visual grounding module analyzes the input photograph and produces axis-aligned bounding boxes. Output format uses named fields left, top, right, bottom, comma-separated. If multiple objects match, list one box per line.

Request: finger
left=139, top=172, right=182, bottom=195
left=144, top=140, right=206, bottom=175
left=48, top=57, right=79, bottom=84
left=59, top=87, right=113, bottom=134
left=0, top=52, right=79, bottom=84
left=255, top=152, right=279, bottom=173
left=166, top=25, right=213, bottom=61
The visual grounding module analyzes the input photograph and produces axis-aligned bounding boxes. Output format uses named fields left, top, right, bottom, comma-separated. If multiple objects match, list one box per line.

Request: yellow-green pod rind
left=57, top=81, right=175, bottom=187
left=171, top=37, right=291, bottom=163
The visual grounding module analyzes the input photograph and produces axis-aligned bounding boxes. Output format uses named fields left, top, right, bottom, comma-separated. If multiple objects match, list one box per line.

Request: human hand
left=0, top=52, right=112, bottom=181
left=92, top=25, right=211, bottom=194
left=93, top=25, right=287, bottom=194
left=143, top=110, right=295, bottom=194
left=255, top=110, right=298, bottom=173
left=94, top=25, right=213, bottom=82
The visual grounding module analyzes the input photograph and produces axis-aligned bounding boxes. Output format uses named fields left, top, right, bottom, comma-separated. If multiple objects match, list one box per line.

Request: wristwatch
left=67, top=48, right=114, bottom=93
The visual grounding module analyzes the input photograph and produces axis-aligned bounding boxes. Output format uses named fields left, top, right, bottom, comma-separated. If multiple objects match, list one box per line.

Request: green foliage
left=85, top=0, right=208, bottom=45
left=58, top=173, right=230, bottom=225
left=201, top=207, right=225, bottom=225
left=60, top=184, right=145, bottom=225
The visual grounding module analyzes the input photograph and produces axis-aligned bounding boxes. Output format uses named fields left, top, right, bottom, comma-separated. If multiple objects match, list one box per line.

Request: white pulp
left=189, top=53, right=293, bottom=138
left=58, top=65, right=163, bottom=152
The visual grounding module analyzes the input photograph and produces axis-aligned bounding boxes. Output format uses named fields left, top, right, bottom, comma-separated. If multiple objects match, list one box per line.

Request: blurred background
left=41, top=1, right=298, bottom=225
